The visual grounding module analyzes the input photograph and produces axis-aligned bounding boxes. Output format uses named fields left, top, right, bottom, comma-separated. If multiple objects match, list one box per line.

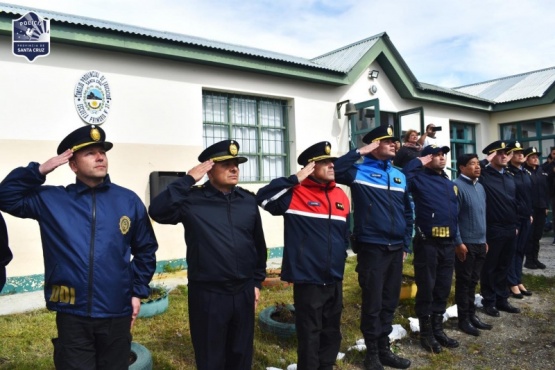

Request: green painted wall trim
left=0, top=246, right=285, bottom=296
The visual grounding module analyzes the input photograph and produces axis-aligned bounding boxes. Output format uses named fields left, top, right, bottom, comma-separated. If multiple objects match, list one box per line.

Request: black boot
left=364, top=340, right=384, bottom=370
left=419, top=316, right=442, bottom=353
left=524, top=256, right=538, bottom=269
left=458, top=318, right=479, bottom=336
left=431, top=313, right=459, bottom=348
left=535, top=252, right=546, bottom=269
left=469, top=314, right=493, bottom=330
left=377, top=336, right=411, bottom=369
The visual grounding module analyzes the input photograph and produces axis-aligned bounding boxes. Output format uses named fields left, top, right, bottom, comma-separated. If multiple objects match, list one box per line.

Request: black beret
left=482, top=140, right=508, bottom=155
left=198, top=140, right=247, bottom=163
left=297, top=141, right=337, bottom=166
left=523, top=146, right=539, bottom=158
left=57, top=125, right=113, bottom=155
left=421, top=144, right=450, bottom=157
left=362, top=125, right=399, bottom=144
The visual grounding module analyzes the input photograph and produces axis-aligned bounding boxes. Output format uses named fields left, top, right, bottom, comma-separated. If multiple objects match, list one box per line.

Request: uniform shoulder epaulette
left=524, top=168, right=532, bottom=175
left=236, top=186, right=256, bottom=196
left=505, top=170, right=514, bottom=176
left=191, top=184, right=205, bottom=190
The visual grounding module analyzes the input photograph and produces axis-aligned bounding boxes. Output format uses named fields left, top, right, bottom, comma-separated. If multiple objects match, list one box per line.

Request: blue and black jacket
left=334, top=150, right=413, bottom=252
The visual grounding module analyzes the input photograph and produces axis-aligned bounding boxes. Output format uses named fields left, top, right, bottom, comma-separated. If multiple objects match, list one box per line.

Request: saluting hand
left=188, top=160, right=214, bottom=182
left=486, top=151, right=496, bottom=163
left=296, top=162, right=315, bottom=182
left=38, top=149, right=73, bottom=176
left=358, top=140, right=380, bottom=156
left=418, top=154, right=433, bottom=166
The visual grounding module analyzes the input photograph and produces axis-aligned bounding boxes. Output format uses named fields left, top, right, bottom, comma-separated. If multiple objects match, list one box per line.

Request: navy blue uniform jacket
left=0, top=163, right=158, bottom=318
left=403, top=159, right=459, bottom=240
left=149, top=175, right=267, bottom=288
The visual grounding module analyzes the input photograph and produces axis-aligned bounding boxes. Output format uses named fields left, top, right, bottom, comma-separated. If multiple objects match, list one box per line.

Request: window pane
left=521, top=121, right=537, bottom=138
left=260, top=101, right=284, bottom=128
left=540, top=119, right=555, bottom=136
left=230, top=98, right=257, bottom=126
left=203, top=92, right=288, bottom=182
left=203, top=95, right=227, bottom=123
left=502, top=125, right=517, bottom=140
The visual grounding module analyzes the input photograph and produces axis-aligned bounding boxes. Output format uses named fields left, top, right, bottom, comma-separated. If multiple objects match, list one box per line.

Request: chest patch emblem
left=335, top=202, right=344, bottom=210
left=393, top=177, right=402, bottom=184
left=308, top=201, right=321, bottom=207
left=119, top=216, right=131, bottom=235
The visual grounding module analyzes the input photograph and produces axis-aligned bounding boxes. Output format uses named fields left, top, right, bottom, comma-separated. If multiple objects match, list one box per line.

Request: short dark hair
left=457, top=153, right=479, bottom=173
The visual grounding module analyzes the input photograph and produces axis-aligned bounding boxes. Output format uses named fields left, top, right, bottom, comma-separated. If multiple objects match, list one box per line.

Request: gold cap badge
left=229, top=142, right=238, bottom=156
left=501, top=142, right=506, bottom=148
left=325, top=145, right=331, bottom=155
left=90, top=127, right=101, bottom=142
left=387, top=127, right=393, bottom=136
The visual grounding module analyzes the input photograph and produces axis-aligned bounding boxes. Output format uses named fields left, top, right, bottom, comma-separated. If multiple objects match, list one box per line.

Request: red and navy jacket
left=257, top=175, right=350, bottom=285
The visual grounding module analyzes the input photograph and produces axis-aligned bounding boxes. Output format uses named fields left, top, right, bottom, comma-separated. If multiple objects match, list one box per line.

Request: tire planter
left=129, top=342, right=153, bottom=370
left=138, top=289, right=169, bottom=318
left=258, top=304, right=296, bottom=339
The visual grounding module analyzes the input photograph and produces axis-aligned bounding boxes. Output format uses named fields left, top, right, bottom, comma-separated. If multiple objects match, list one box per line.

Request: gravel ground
left=387, top=234, right=555, bottom=370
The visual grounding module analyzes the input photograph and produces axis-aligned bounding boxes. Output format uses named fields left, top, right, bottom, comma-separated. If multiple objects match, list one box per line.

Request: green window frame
left=202, top=91, right=289, bottom=182
left=449, top=121, right=477, bottom=177
left=500, top=118, right=555, bottom=162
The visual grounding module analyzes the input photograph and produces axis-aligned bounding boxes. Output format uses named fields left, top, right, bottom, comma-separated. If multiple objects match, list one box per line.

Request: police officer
left=0, top=212, right=11, bottom=293
left=149, top=140, right=267, bottom=370
left=0, top=125, right=158, bottom=369
left=505, top=141, right=533, bottom=299
left=257, top=141, right=350, bottom=370
left=479, top=140, right=519, bottom=317
left=523, top=147, right=550, bottom=270
left=335, top=125, right=412, bottom=370
left=403, top=145, right=459, bottom=353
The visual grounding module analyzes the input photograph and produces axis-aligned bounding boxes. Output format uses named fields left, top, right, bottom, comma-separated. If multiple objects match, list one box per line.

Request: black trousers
left=454, top=243, right=487, bottom=318
left=413, top=238, right=455, bottom=318
left=526, top=207, right=547, bottom=261
left=53, top=312, right=131, bottom=370
left=357, top=244, right=403, bottom=341
left=294, top=282, right=342, bottom=370
left=188, top=282, right=255, bottom=370
left=507, top=218, right=532, bottom=286
left=480, top=229, right=516, bottom=307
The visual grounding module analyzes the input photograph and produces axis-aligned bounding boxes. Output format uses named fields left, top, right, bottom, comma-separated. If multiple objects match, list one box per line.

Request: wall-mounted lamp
left=336, top=100, right=358, bottom=118
left=368, top=69, right=379, bottom=79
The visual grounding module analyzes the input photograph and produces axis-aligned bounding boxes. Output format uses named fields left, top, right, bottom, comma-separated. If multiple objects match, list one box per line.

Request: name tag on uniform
left=371, top=174, right=382, bottom=178
left=308, top=201, right=321, bottom=206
